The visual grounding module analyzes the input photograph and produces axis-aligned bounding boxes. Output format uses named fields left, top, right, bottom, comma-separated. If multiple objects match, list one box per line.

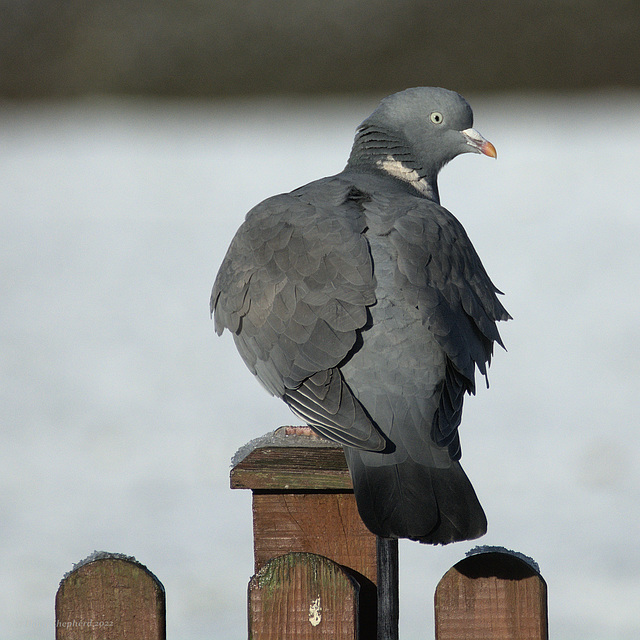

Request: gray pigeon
left=211, top=87, right=510, bottom=544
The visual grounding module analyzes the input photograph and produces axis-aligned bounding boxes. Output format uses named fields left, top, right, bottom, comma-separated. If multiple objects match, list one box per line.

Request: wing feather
left=385, top=199, right=510, bottom=390
left=211, top=178, right=385, bottom=451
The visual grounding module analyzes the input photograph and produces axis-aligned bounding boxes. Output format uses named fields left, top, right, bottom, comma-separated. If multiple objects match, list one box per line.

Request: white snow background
left=1, top=92, right=639, bottom=639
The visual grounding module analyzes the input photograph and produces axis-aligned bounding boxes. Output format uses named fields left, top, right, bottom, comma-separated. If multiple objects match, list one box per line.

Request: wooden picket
left=248, top=552, right=359, bottom=639
left=435, top=549, right=548, bottom=640
left=55, top=552, right=165, bottom=640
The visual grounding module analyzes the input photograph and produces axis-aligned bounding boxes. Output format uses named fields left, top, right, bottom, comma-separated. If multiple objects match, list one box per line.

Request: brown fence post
left=231, top=426, right=398, bottom=639
left=249, top=552, right=359, bottom=639
left=434, top=549, right=548, bottom=640
left=55, top=551, right=165, bottom=640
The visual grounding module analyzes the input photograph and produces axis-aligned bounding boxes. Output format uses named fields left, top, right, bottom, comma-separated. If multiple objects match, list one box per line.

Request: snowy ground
left=1, top=91, right=639, bottom=639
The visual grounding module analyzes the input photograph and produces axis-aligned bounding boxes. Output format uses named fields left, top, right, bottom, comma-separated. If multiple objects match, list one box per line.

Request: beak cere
left=461, top=128, right=497, bottom=158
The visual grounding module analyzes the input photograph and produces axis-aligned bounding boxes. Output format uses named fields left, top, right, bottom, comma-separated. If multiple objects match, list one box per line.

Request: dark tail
left=344, top=448, right=487, bottom=544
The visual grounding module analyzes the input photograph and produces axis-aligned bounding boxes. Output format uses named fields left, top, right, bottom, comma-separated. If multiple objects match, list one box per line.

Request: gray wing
left=383, top=196, right=510, bottom=455
left=211, top=179, right=386, bottom=451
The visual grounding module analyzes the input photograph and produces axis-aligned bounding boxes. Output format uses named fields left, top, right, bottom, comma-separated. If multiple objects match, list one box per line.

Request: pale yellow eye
left=430, top=111, right=443, bottom=124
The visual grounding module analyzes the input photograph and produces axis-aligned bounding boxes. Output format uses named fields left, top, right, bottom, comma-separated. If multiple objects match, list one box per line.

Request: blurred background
left=1, top=2, right=640, bottom=639
left=2, top=0, right=640, bottom=97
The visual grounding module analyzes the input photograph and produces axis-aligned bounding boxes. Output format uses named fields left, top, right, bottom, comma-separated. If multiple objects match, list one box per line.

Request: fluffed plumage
left=212, top=87, right=510, bottom=543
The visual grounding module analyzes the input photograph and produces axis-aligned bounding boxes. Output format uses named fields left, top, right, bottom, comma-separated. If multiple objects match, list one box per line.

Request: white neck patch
left=376, top=155, right=435, bottom=199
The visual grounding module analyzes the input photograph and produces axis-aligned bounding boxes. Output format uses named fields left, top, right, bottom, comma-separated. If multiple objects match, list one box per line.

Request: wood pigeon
left=212, top=87, right=509, bottom=544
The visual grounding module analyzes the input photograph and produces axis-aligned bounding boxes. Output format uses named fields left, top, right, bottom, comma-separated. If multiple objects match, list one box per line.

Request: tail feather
left=344, top=448, right=486, bottom=544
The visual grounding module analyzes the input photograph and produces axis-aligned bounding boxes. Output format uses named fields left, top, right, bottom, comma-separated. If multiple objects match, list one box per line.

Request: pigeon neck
left=373, top=155, right=439, bottom=202
left=346, top=124, right=440, bottom=203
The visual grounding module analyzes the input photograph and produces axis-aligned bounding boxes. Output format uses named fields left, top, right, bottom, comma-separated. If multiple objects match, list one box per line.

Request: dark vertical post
left=376, top=537, right=399, bottom=640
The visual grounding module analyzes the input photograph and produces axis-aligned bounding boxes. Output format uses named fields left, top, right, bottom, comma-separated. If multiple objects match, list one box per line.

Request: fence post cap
left=230, top=426, right=352, bottom=490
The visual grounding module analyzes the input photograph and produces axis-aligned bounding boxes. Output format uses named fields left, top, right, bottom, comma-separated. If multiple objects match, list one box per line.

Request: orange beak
left=461, top=128, right=497, bottom=159
left=479, top=139, right=497, bottom=159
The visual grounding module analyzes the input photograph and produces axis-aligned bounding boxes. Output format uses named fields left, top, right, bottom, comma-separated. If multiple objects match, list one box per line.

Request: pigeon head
left=346, top=87, right=496, bottom=202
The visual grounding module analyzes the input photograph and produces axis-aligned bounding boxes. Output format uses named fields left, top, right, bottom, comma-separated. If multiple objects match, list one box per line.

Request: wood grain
left=252, top=491, right=377, bottom=585
left=435, top=551, right=548, bottom=640
left=231, top=446, right=352, bottom=491
left=55, top=554, right=165, bottom=640
left=233, top=430, right=393, bottom=639
left=249, top=552, right=359, bottom=640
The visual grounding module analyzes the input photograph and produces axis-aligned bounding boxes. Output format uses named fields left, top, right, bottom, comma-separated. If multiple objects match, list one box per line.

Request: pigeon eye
left=430, top=111, right=444, bottom=124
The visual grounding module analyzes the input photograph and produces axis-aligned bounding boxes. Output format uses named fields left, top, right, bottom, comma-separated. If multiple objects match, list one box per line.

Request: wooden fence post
left=434, top=549, right=548, bottom=640
left=55, top=551, right=165, bottom=640
left=231, top=426, right=398, bottom=640
left=248, top=552, right=360, bottom=639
